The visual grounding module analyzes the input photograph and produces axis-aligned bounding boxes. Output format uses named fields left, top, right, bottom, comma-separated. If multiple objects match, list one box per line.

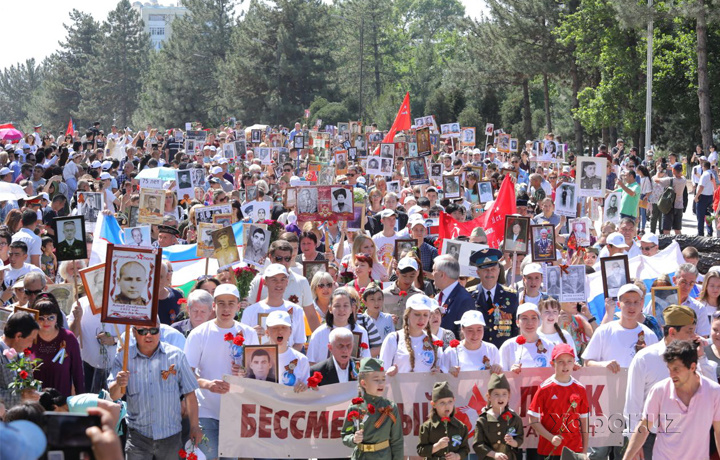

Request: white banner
left=218, top=368, right=626, bottom=458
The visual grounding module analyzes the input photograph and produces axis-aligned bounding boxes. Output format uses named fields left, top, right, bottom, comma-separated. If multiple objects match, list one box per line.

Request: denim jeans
left=199, top=417, right=236, bottom=460
left=126, top=429, right=181, bottom=460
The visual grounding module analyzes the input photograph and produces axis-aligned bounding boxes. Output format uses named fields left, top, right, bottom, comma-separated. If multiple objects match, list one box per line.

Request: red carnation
left=570, top=393, right=581, bottom=408
left=19, top=370, right=28, bottom=380
left=441, top=417, right=451, bottom=423
left=178, top=298, right=187, bottom=304
left=359, top=342, right=369, bottom=349
left=188, top=454, right=198, bottom=460
left=423, top=213, right=429, bottom=218
left=233, top=335, right=245, bottom=346
left=502, top=411, right=512, bottom=422
left=179, top=450, right=187, bottom=459
left=307, top=371, right=323, bottom=388
left=23, top=348, right=31, bottom=356
left=347, top=410, right=361, bottom=421
left=224, top=333, right=234, bottom=342
left=516, top=336, right=527, bottom=345
left=367, top=404, right=376, bottom=414
left=449, top=339, right=460, bottom=348
left=398, top=290, right=408, bottom=297
left=379, top=367, right=384, bottom=371
left=352, top=397, right=364, bottom=405
left=433, top=340, right=444, bottom=347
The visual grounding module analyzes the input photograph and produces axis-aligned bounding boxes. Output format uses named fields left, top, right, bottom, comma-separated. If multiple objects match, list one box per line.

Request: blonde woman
left=698, top=270, right=720, bottom=325
left=340, top=234, right=388, bottom=282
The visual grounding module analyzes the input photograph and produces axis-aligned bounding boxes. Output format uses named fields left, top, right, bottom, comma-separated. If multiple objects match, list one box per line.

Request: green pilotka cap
left=432, top=381, right=454, bottom=402
left=358, top=357, right=384, bottom=373
left=663, top=304, right=696, bottom=327
left=488, top=373, right=511, bottom=392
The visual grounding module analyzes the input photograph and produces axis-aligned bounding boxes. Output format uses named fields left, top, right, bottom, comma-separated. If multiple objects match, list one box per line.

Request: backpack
left=657, top=179, right=675, bottom=215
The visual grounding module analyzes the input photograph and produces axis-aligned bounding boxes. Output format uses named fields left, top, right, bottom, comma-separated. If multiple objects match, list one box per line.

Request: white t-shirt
left=441, top=342, right=500, bottom=371
left=365, top=312, right=395, bottom=344
left=581, top=320, right=658, bottom=367
left=240, top=300, right=305, bottom=347
left=699, top=170, right=715, bottom=195
left=379, top=330, right=446, bottom=373
left=104, top=189, right=116, bottom=213
left=538, top=329, right=577, bottom=351
left=499, top=336, right=555, bottom=371
left=3, top=263, right=43, bottom=290
left=184, top=321, right=259, bottom=420
left=12, top=228, right=42, bottom=257
left=68, top=297, right=119, bottom=369
left=306, top=323, right=370, bottom=364
left=278, top=347, right=310, bottom=387
left=372, top=233, right=398, bottom=268
left=247, top=272, right=313, bottom=307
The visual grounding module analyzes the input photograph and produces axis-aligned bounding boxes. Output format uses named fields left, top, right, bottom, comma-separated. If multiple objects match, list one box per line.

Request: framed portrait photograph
left=379, top=158, right=394, bottom=176
left=191, top=167, right=206, bottom=188
left=461, top=127, right=476, bottom=147
left=330, top=186, right=354, bottom=215
left=347, top=204, right=366, bottom=231
left=568, top=217, right=592, bottom=247
left=386, top=181, right=400, bottom=194
left=222, top=142, right=236, bottom=159
left=240, top=200, right=271, bottom=223
left=53, top=215, right=87, bottom=261
left=478, top=181, right=494, bottom=203
left=604, top=191, right=621, bottom=224
left=510, top=138, right=519, bottom=152
left=244, top=345, right=279, bottom=383
left=393, top=238, right=416, bottom=261
left=379, top=143, right=395, bottom=159
left=545, top=265, right=561, bottom=299
left=212, top=213, right=233, bottom=227
left=429, top=163, right=442, bottom=182
left=443, top=175, right=461, bottom=199
left=538, top=140, right=562, bottom=162
left=77, top=192, right=103, bottom=230
left=235, top=141, right=247, bottom=159
left=407, top=157, right=430, bottom=186
left=302, top=260, right=328, bottom=283
left=123, top=226, right=152, bottom=248
left=559, top=265, right=586, bottom=303
left=296, top=187, right=319, bottom=215
left=501, top=168, right=518, bottom=181
left=13, top=305, right=39, bottom=321
left=284, top=187, right=297, bottom=209
left=195, top=203, right=233, bottom=224
left=80, top=263, right=106, bottom=315
left=127, top=206, right=139, bottom=228
left=530, top=224, right=556, bottom=262
left=601, top=255, right=630, bottom=300
left=577, top=157, right=607, bottom=198
left=46, top=283, right=75, bottom=316
left=503, top=216, right=530, bottom=254
left=138, top=189, right=165, bottom=225
left=554, top=182, right=577, bottom=217
left=651, top=286, right=680, bottom=325
left=496, top=133, right=511, bottom=153
left=441, top=239, right=462, bottom=261
left=243, top=225, right=271, bottom=267
left=175, top=169, right=194, bottom=201
left=416, top=127, right=431, bottom=156
left=197, top=223, right=222, bottom=258
left=407, top=142, right=418, bottom=158
left=335, top=151, right=348, bottom=175
left=212, top=226, right=240, bottom=268
left=251, top=129, right=262, bottom=143
left=101, top=244, right=161, bottom=327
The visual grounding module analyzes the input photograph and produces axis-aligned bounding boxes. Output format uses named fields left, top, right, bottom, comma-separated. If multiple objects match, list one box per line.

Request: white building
left=132, top=1, right=188, bottom=50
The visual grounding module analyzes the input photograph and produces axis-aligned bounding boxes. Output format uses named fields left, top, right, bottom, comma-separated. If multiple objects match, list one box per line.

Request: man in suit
left=309, top=328, right=357, bottom=385
left=434, top=255, right=475, bottom=339
left=56, top=220, right=85, bottom=260
left=469, top=248, right=519, bottom=349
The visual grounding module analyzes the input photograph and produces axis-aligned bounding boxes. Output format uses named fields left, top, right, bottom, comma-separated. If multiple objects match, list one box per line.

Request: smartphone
left=45, top=412, right=100, bottom=458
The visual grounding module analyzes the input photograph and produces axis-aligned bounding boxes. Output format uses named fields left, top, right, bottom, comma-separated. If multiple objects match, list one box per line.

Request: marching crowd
left=0, top=121, right=720, bottom=460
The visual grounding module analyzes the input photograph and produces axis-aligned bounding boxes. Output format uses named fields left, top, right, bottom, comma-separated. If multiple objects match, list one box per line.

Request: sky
left=2, top=0, right=486, bottom=69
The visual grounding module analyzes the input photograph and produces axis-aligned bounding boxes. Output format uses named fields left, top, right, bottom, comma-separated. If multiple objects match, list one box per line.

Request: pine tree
left=0, top=59, right=45, bottom=128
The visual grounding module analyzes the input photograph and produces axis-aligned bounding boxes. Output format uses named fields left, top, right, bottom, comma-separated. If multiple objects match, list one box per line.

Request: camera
left=45, top=412, right=101, bottom=460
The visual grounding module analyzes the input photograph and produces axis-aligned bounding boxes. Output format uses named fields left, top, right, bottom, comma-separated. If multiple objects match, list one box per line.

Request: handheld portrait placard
left=198, top=223, right=222, bottom=258
left=191, top=167, right=206, bottom=188
left=101, top=244, right=161, bottom=327
left=244, top=225, right=271, bottom=267
left=386, top=181, right=401, bottom=194
left=496, top=133, right=511, bottom=153
left=604, top=191, right=621, bottom=224
left=407, top=157, right=430, bottom=186
left=138, top=189, right=165, bottom=225
left=393, top=238, right=416, bottom=261
left=510, top=138, right=519, bottom=152
left=347, top=204, right=366, bottom=231
left=47, top=283, right=75, bottom=316
left=443, top=175, right=461, bottom=199
left=530, top=224, right=556, bottom=262
left=503, top=216, right=530, bottom=254
left=568, top=218, right=591, bottom=247
left=223, top=142, right=236, bottom=159
left=577, top=157, right=607, bottom=198
left=335, top=150, right=348, bottom=175
left=251, top=129, right=262, bottom=143
left=485, top=123, right=494, bottom=136
left=244, top=345, right=279, bottom=383
left=196, top=204, right=233, bottom=224
left=80, top=263, right=106, bottom=315
left=416, top=127, right=432, bottom=156
left=213, top=213, right=234, bottom=227
left=545, top=265, right=561, bottom=299
left=429, top=163, right=443, bottom=182
left=175, top=169, right=194, bottom=202
left=296, top=186, right=354, bottom=221
left=53, top=215, right=87, bottom=261
left=461, top=127, right=476, bottom=147
left=13, top=305, right=39, bottom=321
left=539, top=140, right=562, bottom=162
left=601, top=255, right=630, bottom=300
left=379, top=143, right=395, bottom=159
left=303, top=260, right=328, bottom=283
left=77, top=192, right=104, bottom=231
left=124, top=226, right=152, bottom=248
left=651, top=286, right=680, bottom=325
left=559, top=265, right=586, bottom=303
left=212, top=227, right=241, bottom=268
left=554, top=183, right=577, bottom=217
left=478, top=181, right=494, bottom=203
left=442, top=239, right=461, bottom=261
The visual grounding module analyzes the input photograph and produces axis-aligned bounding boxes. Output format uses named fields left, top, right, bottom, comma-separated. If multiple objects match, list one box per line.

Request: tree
left=0, top=59, right=45, bottom=127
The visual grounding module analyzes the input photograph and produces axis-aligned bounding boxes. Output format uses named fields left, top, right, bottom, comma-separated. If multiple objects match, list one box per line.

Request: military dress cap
left=487, top=373, right=510, bottom=392
left=359, top=357, right=384, bottom=373
left=663, top=304, right=696, bottom=327
left=157, top=225, right=180, bottom=236
left=432, top=381, right=455, bottom=402
left=469, top=248, right=503, bottom=268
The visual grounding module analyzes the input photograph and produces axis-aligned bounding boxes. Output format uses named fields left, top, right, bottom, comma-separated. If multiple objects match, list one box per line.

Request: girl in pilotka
left=342, top=357, right=403, bottom=460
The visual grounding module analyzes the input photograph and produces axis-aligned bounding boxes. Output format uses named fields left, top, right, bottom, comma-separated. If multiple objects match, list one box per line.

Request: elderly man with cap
left=639, top=233, right=659, bottom=257
left=372, top=209, right=400, bottom=266
left=382, top=256, right=424, bottom=328
left=624, top=304, right=716, bottom=459
left=184, top=283, right=259, bottom=460
left=0, top=166, right=12, bottom=183
left=157, top=224, right=180, bottom=248
left=432, top=254, right=475, bottom=339
left=417, top=381, right=470, bottom=460
left=469, top=248, right=519, bottom=349
left=210, top=165, right=233, bottom=192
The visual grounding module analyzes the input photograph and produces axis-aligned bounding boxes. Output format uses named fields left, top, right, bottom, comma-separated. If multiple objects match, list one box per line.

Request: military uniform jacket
left=417, top=412, right=470, bottom=460
left=473, top=284, right=519, bottom=349
left=342, top=393, right=404, bottom=460
left=472, top=407, right=524, bottom=460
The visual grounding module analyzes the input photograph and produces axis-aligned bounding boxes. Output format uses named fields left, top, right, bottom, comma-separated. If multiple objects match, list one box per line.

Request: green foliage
left=313, top=102, right=351, bottom=126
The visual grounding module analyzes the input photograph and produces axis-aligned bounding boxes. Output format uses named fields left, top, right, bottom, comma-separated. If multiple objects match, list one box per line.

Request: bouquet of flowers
left=234, top=265, right=259, bottom=301
left=347, top=397, right=376, bottom=430
left=263, top=219, right=285, bottom=244
left=3, top=348, right=43, bottom=393
left=338, top=262, right=355, bottom=286
left=224, top=332, right=245, bottom=366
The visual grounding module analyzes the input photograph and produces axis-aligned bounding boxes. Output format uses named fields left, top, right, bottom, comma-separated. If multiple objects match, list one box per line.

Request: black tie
left=486, top=290, right=492, bottom=306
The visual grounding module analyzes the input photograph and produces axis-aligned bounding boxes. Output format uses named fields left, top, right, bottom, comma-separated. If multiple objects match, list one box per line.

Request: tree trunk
left=372, top=22, right=381, bottom=99
left=570, top=59, right=584, bottom=154
left=543, top=72, right=552, bottom=132
left=522, top=77, right=533, bottom=141
left=602, top=128, right=609, bottom=146
left=697, top=0, right=713, bottom=151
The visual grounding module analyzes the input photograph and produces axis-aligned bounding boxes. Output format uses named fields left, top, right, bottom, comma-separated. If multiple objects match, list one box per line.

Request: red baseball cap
left=551, top=343, right=575, bottom=361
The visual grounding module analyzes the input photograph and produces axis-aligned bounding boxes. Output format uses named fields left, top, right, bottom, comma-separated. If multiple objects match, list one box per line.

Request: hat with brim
left=214, top=283, right=240, bottom=299
left=157, top=225, right=180, bottom=236
left=617, top=284, right=643, bottom=299
left=398, top=256, right=419, bottom=273
left=516, top=302, right=540, bottom=319
left=332, top=188, right=348, bottom=200
left=469, top=248, right=503, bottom=268
left=0, top=420, right=47, bottom=460
left=264, top=263, right=288, bottom=279
left=405, top=293, right=434, bottom=312
left=606, top=232, right=629, bottom=248
left=454, top=310, right=486, bottom=327
left=266, top=310, right=292, bottom=328
left=379, top=209, right=396, bottom=218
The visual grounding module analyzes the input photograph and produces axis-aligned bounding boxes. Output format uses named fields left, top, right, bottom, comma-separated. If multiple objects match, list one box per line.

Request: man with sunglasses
left=0, top=241, right=44, bottom=304
left=639, top=233, right=659, bottom=257
left=109, top=321, right=202, bottom=460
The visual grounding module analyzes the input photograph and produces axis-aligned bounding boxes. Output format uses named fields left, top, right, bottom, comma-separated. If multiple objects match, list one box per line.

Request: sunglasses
left=39, top=315, right=57, bottom=322
left=317, top=283, right=332, bottom=289
left=641, top=245, right=656, bottom=251
left=134, top=327, right=160, bottom=336
left=274, top=256, right=292, bottom=262
left=283, top=169, right=292, bottom=172
left=25, top=289, right=43, bottom=296
left=346, top=173, right=356, bottom=177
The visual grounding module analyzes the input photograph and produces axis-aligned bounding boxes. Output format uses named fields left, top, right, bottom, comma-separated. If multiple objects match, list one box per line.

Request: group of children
left=345, top=341, right=590, bottom=460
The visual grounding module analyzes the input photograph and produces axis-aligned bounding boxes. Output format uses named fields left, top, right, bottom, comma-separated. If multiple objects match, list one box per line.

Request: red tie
left=438, top=292, right=444, bottom=305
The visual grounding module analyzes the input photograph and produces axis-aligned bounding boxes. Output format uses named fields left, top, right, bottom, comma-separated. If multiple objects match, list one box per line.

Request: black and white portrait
left=540, top=140, right=559, bottom=162
left=380, top=143, right=394, bottom=159
left=331, top=187, right=351, bottom=214
left=251, top=129, right=262, bottom=143
left=446, top=241, right=461, bottom=260
left=601, top=256, right=629, bottom=299
left=54, top=216, right=87, bottom=261
left=367, top=158, right=381, bottom=175
left=256, top=147, right=271, bottom=165
left=197, top=223, right=222, bottom=258
left=191, top=168, right=206, bottom=188
left=102, top=246, right=160, bottom=327
left=176, top=169, right=194, bottom=199
left=560, top=265, right=586, bottom=303
left=577, top=158, right=607, bottom=197
left=443, top=175, right=461, bottom=199
left=223, top=143, right=236, bottom=159
left=652, top=287, right=679, bottom=326
left=293, top=135, right=304, bottom=149
left=243, top=225, right=270, bottom=267
left=554, top=182, right=577, bottom=217
left=387, top=181, right=400, bottom=194
left=297, top=188, right=318, bottom=214
left=479, top=181, right=493, bottom=203
left=604, top=191, right=621, bottom=224
left=124, top=226, right=151, bottom=248
left=545, top=266, right=561, bottom=299
left=380, top=158, right=393, bottom=175
left=78, top=192, right=103, bottom=225
left=430, top=163, right=442, bottom=180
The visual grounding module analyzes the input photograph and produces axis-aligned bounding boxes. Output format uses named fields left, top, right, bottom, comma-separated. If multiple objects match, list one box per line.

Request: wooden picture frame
left=244, top=345, right=279, bottom=383
left=101, top=244, right=162, bottom=327
left=600, top=255, right=630, bottom=300
left=212, top=213, right=234, bottom=226
left=393, top=238, right=416, bottom=261
left=442, top=175, right=462, bottom=199
left=352, top=331, right=363, bottom=358
left=503, top=216, right=530, bottom=255
left=347, top=204, right=366, bottom=231
left=46, top=283, right=76, bottom=316
left=80, top=263, right=106, bottom=315
left=138, top=189, right=166, bottom=225
left=13, top=305, right=39, bottom=321
left=53, top=215, right=88, bottom=262
left=529, top=223, right=556, bottom=262
left=302, top=260, right=328, bottom=283
left=651, top=286, right=680, bottom=322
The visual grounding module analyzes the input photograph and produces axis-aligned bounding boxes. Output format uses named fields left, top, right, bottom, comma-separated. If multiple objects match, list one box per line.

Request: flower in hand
left=433, top=340, right=444, bottom=347
left=449, top=339, right=460, bottom=348
left=307, top=371, right=323, bottom=388
left=515, top=336, right=526, bottom=345
left=367, top=404, right=376, bottom=414
left=233, top=335, right=245, bottom=346
left=569, top=393, right=581, bottom=409
left=352, top=397, right=364, bottom=405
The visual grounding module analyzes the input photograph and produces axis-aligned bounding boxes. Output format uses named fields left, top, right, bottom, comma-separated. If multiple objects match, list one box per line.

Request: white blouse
left=379, top=330, right=446, bottom=373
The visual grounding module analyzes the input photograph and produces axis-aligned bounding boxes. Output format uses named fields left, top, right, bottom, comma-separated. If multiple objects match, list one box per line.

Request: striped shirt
left=108, top=342, right=198, bottom=440
left=0, top=340, right=21, bottom=408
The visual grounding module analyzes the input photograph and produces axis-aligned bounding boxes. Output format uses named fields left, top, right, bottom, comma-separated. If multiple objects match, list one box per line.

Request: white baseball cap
left=101, top=160, right=112, bottom=170
left=405, top=294, right=434, bottom=312
left=516, top=302, right=541, bottom=319
left=522, top=263, right=543, bottom=276
left=264, top=263, right=288, bottom=279
left=408, top=214, right=426, bottom=228
left=454, top=310, right=486, bottom=327
left=214, top=283, right=240, bottom=299
left=379, top=209, right=396, bottom=218
left=398, top=256, right=419, bottom=272
left=99, top=172, right=112, bottom=180
left=617, top=284, right=643, bottom=298
left=266, top=310, right=292, bottom=328
left=91, top=160, right=102, bottom=169
left=606, top=232, right=629, bottom=248
left=640, top=233, right=659, bottom=245
left=210, top=166, right=223, bottom=175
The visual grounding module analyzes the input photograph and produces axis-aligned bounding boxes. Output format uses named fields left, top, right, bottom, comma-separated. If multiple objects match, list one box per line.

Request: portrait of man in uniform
left=54, top=217, right=87, bottom=261
left=113, top=261, right=149, bottom=306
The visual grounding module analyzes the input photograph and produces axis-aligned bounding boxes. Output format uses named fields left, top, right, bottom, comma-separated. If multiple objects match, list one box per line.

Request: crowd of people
left=0, top=121, right=720, bottom=460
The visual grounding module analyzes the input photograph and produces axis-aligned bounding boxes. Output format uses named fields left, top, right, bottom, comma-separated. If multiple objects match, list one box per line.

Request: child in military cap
left=472, top=373, right=523, bottom=460
left=417, top=381, right=470, bottom=460
left=342, top=358, right=403, bottom=460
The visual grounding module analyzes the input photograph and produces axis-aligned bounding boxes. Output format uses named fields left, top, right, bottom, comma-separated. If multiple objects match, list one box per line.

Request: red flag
left=481, top=175, right=517, bottom=249
left=373, top=92, right=411, bottom=154
left=65, top=118, right=74, bottom=136
left=436, top=212, right=485, bottom=253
